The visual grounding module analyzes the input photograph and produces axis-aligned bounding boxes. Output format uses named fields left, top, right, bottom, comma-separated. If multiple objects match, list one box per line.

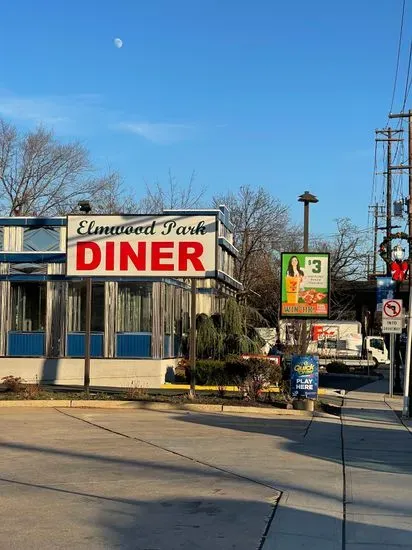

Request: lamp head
left=392, top=244, right=405, bottom=261
left=78, top=200, right=92, bottom=214
left=298, top=191, right=318, bottom=204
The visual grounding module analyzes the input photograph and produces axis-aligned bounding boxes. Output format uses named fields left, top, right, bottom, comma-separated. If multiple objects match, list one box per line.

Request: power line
left=370, top=138, right=378, bottom=206
left=401, top=40, right=412, bottom=111
left=389, top=0, right=407, bottom=115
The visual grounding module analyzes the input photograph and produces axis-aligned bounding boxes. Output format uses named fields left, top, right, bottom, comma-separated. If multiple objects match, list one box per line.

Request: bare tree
left=78, top=172, right=139, bottom=215
left=137, top=170, right=206, bottom=213
left=312, top=218, right=368, bottom=319
left=214, top=186, right=291, bottom=288
left=214, top=186, right=296, bottom=324
left=0, top=120, right=121, bottom=216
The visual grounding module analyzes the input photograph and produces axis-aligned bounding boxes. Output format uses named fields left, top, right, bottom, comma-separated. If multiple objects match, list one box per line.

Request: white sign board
left=382, top=318, right=403, bottom=334
left=66, top=215, right=217, bottom=277
left=382, top=299, right=403, bottom=334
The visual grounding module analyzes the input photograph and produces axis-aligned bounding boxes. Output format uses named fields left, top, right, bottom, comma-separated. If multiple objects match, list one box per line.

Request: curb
left=160, top=384, right=343, bottom=397
left=321, top=373, right=381, bottom=380
left=0, top=399, right=313, bottom=416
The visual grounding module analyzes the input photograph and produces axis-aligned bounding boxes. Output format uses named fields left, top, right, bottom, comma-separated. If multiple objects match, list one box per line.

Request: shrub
left=225, top=357, right=283, bottom=401
left=195, top=360, right=227, bottom=386
left=174, top=359, right=190, bottom=383
left=326, top=361, right=350, bottom=374
left=125, top=381, right=149, bottom=400
left=22, top=383, right=41, bottom=399
left=1, top=375, right=25, bottom=393
left=196, top=314, right=223, bottom=359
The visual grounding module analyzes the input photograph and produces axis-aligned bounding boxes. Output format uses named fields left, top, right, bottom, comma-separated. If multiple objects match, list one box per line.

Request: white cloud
left=0, top=90, right=198, bottom=144
left=115, top=121, right=194, bottom=144
left=0, top=91, right=104, bottom=133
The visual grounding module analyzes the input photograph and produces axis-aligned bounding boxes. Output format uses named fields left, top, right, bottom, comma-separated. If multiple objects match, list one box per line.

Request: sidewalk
left=342, top=379, right=412, bottom=549
left=264, top=376, right=412, bottom=549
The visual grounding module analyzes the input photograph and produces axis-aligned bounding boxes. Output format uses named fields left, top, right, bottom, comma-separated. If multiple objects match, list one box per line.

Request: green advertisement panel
left=280, top=252, right=330, bottom=319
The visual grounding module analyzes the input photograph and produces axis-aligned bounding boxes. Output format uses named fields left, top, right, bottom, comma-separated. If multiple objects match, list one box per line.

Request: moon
left=114, top=38, right=123, bottom=49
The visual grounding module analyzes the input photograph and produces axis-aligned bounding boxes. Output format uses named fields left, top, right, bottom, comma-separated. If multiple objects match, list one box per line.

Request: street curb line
left=0, top=399, right=313, bottom=416
left=160, top=384, right=342, bottom=396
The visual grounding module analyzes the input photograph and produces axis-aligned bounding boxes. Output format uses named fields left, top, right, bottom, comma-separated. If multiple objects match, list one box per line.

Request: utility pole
left=389, top=110, right=412, bottom=416
left=368, top=204, right=385, bottom=276
left=376, top=128, right=403, bottom=274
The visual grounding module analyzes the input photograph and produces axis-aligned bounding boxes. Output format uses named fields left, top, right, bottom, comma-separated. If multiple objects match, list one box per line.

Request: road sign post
left=382, top=299, right=403, bottom=398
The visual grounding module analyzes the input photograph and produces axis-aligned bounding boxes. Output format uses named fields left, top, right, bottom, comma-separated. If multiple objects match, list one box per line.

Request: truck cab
left=364, top=336, right=390, bottom=366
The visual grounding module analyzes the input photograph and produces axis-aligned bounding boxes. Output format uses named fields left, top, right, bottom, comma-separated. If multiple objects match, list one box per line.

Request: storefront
left=0, top=206, right=240, bottom=387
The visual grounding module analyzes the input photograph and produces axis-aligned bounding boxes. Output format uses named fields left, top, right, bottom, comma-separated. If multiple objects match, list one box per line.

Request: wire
left=380, top=141, right=386, bottom=205
left=370, top=138, right=378, bottom=205
left=389, top=0, right=406, bottom=116
left=401, top=40, right=412, bottom=111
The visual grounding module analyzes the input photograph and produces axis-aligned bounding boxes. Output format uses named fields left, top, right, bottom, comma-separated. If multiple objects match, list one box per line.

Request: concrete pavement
left=342, top=380, right=412, bottom=550
left=262, top=375, right=412, bottom=549
left=0, top=377, right=411, bottom=549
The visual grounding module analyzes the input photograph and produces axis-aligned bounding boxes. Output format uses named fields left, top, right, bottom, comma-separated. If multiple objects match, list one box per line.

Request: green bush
left=195, top=360, right=227, bottom=386
left=225, top=356, right=283, bottom=401
left=326, top=361, right=350, bottom=374
left=196, top=314, right=223, bottom=359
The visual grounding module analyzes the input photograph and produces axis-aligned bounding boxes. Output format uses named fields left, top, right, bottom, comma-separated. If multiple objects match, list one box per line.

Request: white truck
left=278, top=320, right=390, bottom=366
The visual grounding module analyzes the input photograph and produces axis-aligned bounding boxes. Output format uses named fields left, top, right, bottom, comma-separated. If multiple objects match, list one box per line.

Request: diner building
left=0, top=206, right=240, bottom=387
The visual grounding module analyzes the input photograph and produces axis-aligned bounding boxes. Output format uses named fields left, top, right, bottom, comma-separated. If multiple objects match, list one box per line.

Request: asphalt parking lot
left=0, top=407, right=312, bottom=550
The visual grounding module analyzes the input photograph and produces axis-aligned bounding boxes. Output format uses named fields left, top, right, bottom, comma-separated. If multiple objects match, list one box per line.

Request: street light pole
left=392, top=244, right=405, bottom=394
left=298, top=191, right=318, bottom=352
left=78, top=200, right=92, bottom=395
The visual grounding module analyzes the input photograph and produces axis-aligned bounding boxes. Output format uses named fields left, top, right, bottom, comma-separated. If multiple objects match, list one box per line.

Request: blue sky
left=1, top=0, right=411, bottom=236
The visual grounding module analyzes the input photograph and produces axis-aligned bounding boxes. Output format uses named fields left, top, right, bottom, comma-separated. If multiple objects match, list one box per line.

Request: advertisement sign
left=66, top=215, right=217, bottom=277
left=280, top=253, right=330, bottom=318
left=290, top=355, right=319, bottom=399
left=376, top=277, right=396, bottom=312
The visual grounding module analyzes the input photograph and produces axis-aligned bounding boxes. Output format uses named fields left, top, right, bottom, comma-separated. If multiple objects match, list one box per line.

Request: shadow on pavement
left=0, top=474, right=411, bottom=549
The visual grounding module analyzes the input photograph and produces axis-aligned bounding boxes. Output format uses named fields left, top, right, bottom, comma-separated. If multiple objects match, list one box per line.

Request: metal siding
left=4, top=227, right=23, bottom=252
left=0, top=262, right=10, bottom=355
left=116, top=333, right=152, bottom=358
left=0, top=217, right=66, bottom=227
left=8, top=332, right=45, bottom=356
left=152, top=282, right=162, bottom=359
left=66, top=333, right=104, bottom=357
left=0, top=253, right=66, bottom=263
left=105, top=281, right=117, bottom=358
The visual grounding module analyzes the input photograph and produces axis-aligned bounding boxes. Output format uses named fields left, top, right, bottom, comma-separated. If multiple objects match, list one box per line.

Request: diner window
left=117, top=283, right=152, bottom=332
left=164, top=284, right=173, bottom=335
left=67, top=282, right=105, bottom=332
left=182, top=288, right=190, bottom=333
left=23, top=227, right=60, bottom=251
left=11, top=283, right=46, bottom=331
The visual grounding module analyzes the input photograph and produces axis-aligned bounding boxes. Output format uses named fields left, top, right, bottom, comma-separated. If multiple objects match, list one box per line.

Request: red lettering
left=120, top=242, right=146, bottom=271
left=76, top=242, right=101, bottom=270
left=152, top=242, right=174, bottom=271
left=178, top=242, right=205, bottom=271
left=106, top=242, right=115, bottom=271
